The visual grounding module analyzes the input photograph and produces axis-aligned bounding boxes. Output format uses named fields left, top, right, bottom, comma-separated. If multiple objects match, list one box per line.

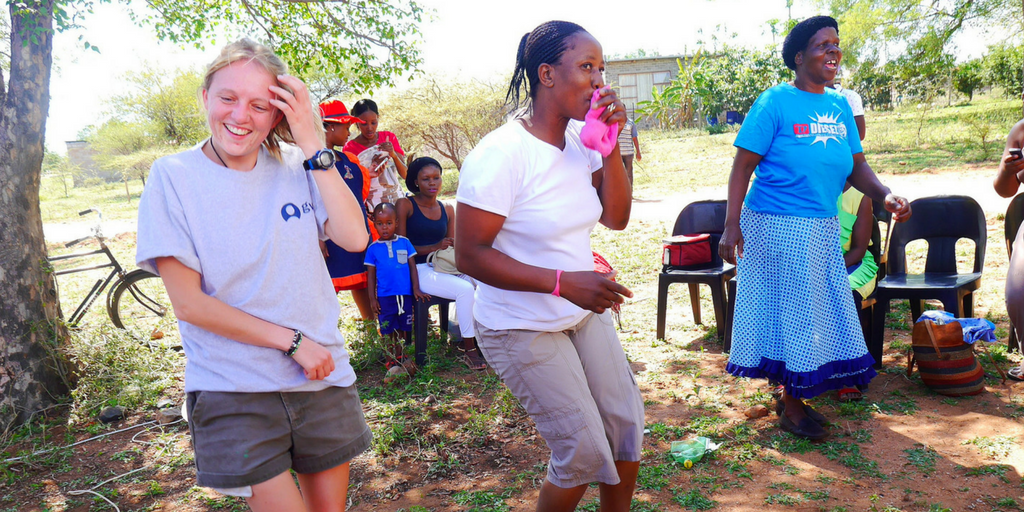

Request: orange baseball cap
left=319, top=100, right=364, bottom=124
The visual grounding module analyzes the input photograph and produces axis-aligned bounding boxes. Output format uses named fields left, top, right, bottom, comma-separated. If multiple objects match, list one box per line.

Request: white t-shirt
left=835, top=85, right=865, bottom=116
left=457, top=120, right=604, bottom=332
left=136, top=143, right=357, bottom=393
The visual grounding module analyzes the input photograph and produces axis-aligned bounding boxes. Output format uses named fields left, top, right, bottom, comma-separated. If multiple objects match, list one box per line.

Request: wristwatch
left=302, top=149, right=337, bottom=171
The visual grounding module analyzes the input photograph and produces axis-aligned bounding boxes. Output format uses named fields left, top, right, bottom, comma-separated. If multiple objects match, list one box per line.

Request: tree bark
left=0, top=0, right=74, bottom=430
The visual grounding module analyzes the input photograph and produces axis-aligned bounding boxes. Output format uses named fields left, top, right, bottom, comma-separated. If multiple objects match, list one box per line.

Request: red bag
left=662, top=234, right=712, bottom=269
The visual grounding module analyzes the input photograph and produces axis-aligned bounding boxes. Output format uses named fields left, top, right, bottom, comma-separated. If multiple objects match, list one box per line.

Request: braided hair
left=782, top=16, right=838, bottom=71
left=406, top=156, right=442, bottom=193
left=505, top=21, right=588, bottom=112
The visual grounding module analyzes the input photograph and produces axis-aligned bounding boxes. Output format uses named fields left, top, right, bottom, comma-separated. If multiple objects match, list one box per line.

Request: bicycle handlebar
left=64, top=237, right=87, bottom=248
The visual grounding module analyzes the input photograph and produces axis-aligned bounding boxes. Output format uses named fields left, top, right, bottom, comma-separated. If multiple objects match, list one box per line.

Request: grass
left=8, top=92, right=1024, bottom=512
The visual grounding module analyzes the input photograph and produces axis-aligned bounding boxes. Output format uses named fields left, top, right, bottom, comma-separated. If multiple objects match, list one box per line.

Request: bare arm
left=845, top=196, right=872, bottom=267
left=268, top=75, right=367, bottom=252
left=994, top=119, right=1024, bottom=198
left=409, top=258, right=429, bottom=301
left=632, top=136, right=642, bottom=161
left=366, top=264, right=380, bottom=315
left=848, top=153, right=911, bottom=221
left=718, top=148, right=761, bottom=265
left=455, top=203, right=632, bottom=314
left=156, top=257, right=334, bottom=380
left=591, top=88, right=632, bottom=230
left=855, top=115, right=866, bottom=141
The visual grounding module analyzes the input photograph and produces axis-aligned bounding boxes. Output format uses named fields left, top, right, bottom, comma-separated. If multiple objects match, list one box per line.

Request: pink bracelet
left=552, top=270, right=563, bottom=297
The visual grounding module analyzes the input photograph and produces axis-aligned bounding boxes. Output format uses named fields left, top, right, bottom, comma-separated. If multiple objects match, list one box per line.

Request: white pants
left=416, top=263, right=476, bottom=338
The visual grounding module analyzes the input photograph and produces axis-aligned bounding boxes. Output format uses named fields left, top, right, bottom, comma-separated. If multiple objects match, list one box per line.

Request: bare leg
left=1007, top=226, right=1024, bottom=373
left=461, top=336, right=486, bottom=369
left=536, top=481, right=587, bottom=512
left=350, top=288, right=373, bottom=321
left=297, top=462, right=350, bottom=512
left=247, top=471, right=306, bottom=512
left=598, top=460, right=640, bottom=512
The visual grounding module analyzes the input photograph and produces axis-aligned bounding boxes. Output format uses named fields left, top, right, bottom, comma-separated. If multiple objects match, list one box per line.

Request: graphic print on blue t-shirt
left=793, top=111, right=849, bottom=148
left=735, top=83, right=863, bottom=218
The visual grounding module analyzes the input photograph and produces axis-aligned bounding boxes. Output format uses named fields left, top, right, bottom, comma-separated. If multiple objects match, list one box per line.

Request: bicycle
left=48, top=208, right=174, bottom=344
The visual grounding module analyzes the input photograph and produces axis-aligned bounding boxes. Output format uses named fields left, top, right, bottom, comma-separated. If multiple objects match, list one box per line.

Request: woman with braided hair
left=456, top=20, right=644, bottom=512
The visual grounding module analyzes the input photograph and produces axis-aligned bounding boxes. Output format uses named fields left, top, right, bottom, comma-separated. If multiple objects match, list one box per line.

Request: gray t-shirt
left=136, top=143, right=356, bottom=393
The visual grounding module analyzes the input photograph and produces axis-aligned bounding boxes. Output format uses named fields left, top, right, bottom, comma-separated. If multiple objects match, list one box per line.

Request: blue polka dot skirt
left=725, top=207, right=877, bottom=399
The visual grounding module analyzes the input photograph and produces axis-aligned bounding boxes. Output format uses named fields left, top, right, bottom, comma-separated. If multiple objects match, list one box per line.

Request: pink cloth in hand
left=579, top=89, right=618, bottom=157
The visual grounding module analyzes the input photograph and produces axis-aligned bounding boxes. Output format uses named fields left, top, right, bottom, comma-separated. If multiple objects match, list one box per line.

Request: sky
left=45, top=0, right=998, bottom=154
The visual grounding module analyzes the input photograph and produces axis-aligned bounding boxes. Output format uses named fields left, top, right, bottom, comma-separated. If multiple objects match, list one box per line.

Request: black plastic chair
left=413, top=296, right=451, bottom=366
left=870, top=195, right=986, bottom=368
left=724, top=217, right=881, bottom=354
left=656, top=200, right=735, bottom=340
left=1004, top=194, right=1024, bottom=353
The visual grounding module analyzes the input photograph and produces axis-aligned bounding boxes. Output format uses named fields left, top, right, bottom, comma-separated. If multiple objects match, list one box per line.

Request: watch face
left=318, top=150, right=336, bottom=168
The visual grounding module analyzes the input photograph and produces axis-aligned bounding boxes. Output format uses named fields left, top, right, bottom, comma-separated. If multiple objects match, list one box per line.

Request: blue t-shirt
left=364, top=236, right=416, bottom=297
left=735, top=83, right=864, bottom=218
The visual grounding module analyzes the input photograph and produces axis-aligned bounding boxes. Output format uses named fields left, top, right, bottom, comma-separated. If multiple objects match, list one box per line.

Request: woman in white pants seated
left=396, top=157, right=485, bottom=370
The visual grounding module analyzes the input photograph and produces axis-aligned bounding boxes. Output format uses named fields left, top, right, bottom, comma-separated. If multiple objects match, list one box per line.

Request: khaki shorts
left=476, top=311, right=645, bottom=488
left=186, top=385, right=372, bottom=488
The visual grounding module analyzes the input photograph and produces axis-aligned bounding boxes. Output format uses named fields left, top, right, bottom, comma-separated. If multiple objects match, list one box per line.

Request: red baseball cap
left=319, top=100, right=364, bottom=124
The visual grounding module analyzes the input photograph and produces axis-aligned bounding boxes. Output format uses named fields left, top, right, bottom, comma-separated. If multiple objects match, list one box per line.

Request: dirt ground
left=4, top=165, right=1024, bottom=512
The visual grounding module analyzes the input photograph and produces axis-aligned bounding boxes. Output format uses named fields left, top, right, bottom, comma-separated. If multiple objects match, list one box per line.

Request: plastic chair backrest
left=872, top=199, right=892, bottom=225
left=1004, top=194, right=1024, bottom=257
left=888, top=195, right=986, bottom=275
left=671, top=200, right=728, bottom=264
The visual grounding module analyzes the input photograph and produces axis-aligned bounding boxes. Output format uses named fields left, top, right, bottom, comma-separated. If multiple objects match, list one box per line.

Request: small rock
left=423, top=394, right=436, bottom=404
left=383, top=365, right=409, bottom=385
left=98, top=406, right=125, bottom=424
left=159, top=407, right=183, bottom=425
left=744, top=405, right=769, bottom=419
left=156, top=398, right=175, bottom=410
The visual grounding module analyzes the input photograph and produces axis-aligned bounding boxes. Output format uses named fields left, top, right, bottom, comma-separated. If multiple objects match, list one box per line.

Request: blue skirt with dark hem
left=726, top=207, right=877, bottom=399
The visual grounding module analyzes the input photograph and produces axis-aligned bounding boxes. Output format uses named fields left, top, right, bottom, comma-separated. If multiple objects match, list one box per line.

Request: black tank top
left=406, top=199, right=448, bottom=247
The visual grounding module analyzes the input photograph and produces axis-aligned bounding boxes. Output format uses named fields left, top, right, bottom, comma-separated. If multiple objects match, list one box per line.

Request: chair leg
left=710, top=279, right=727, bottom=341
left=414, top=301, right=430, bottom=367
left=724, top=278, right=737, bottom=353
left=910, top=299, right=924, bottom=323
left=656, top=276, right=670, bottom=340
left=962, top=291, right=974, bottom=318
left=939, top=291, right=961, bottom=319
left=688, top=283, right=702, bottom=325
left=439, top=301, right=450, bottom=339
left=871, top=298, right=888, bottom=369
left=858, top=302, right=871, bottom=347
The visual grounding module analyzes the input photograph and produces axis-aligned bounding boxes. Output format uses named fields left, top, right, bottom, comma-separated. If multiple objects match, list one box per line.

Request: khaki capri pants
left=476, top=311, right=645, bottom=488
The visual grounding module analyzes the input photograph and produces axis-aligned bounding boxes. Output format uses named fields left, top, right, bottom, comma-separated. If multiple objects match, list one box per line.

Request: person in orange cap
left=320, top=99, right=375, bottom=320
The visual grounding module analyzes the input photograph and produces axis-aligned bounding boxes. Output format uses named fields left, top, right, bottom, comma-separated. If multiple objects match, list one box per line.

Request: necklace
left=207, top=139, right=228, bottom=168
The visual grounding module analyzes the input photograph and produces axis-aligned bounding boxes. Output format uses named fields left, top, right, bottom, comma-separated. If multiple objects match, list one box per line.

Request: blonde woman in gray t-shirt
left=136, top=39, right=371, bottom=511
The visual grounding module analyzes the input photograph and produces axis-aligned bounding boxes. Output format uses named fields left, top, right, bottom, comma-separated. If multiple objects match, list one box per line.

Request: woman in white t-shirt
left=455, top=21, right=644, bottom=512
left=135, top=39, right=371, bottom=511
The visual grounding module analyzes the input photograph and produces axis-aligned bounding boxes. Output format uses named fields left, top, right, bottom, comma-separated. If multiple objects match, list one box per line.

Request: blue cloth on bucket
left=915, top=311, right=996, bottom=344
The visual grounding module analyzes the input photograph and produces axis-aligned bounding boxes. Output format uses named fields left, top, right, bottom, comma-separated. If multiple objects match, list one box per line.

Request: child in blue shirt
left=364, top=203, right=430, bottom=364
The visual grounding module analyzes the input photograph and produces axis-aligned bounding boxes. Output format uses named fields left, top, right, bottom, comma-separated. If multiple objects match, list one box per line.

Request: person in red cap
left=320, top=99, right=375, bottom=320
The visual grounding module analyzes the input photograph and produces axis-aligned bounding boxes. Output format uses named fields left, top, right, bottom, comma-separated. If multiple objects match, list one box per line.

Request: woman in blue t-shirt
left=718, top=16, right=911, bottom=440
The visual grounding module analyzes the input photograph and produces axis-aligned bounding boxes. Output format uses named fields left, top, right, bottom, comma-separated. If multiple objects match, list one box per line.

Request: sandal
left=776, top=400, right=830, bottom=426
left=838, top=387, right=863, bottom=402
left=1009, top=366, right=1024, bottom=382
left=459, top=347, right=487, bottom=371
left=779, top=413, right=828, bottom=440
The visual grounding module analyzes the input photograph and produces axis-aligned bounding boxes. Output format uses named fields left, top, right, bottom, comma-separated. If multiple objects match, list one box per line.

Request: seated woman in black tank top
left=396, top=157, right=486, bottom=370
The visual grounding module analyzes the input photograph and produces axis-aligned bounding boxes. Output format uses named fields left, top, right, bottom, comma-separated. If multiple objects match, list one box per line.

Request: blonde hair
left=202, top=39, right=296, bottom=161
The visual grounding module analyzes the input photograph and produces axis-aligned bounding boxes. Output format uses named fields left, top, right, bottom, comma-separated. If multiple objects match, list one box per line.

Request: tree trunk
left=0, top=0, right=75, bottom=431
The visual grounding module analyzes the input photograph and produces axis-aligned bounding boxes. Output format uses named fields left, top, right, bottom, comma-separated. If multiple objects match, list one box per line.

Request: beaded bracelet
left=285, top=330, right=303, bottom=357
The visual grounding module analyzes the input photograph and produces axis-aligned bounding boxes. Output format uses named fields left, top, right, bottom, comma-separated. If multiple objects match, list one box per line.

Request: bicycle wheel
left=108, top=269, right=176, bottom=345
